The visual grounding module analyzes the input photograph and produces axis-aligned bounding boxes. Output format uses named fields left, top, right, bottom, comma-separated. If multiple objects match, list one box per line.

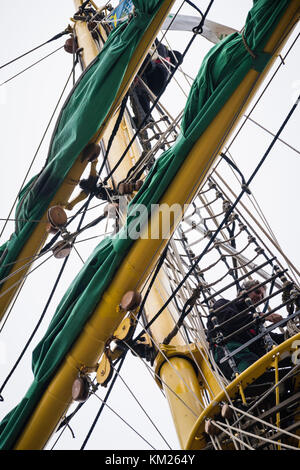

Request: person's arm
left=262, top=312, right=283, bottom=323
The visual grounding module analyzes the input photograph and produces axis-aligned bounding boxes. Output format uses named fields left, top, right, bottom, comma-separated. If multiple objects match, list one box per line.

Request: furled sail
left=0, top=0, right=298, bottom=450
left=0, top=0, right=175, bottom=319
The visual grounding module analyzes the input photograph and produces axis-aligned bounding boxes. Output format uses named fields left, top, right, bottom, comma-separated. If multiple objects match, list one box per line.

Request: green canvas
left=0, top=0, right=290, bottom=449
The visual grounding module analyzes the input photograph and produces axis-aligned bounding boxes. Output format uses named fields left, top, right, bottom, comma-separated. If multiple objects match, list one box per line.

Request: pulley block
left=118, top=180, right=143, bottom=195
left=120, top=290, right=142, bottom=311
left=72, top=376, right=90, bottom=402
left=221, top=403, right=233, bottom=420
left=52, top=240, right=72, bottom=259
left=64, top=37, right=77, bottom=54
left=96, top=353, right=113, bottom=387
left=81, top=142, right=100, bottom=162
left=46, top=206, right=68, bottom=233
left=113, top=315, right=136, bottom=342
left=204, top=419, right=220, bottom=436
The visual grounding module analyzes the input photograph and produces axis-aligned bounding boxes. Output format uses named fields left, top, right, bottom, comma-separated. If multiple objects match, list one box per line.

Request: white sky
left=0, top=0, right=299, bottom=451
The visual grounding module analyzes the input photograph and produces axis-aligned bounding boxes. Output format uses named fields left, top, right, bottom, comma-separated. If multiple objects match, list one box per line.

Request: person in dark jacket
left=207, top=280, right=284, bottom=379
left=131, top=40, right=183, bottom=126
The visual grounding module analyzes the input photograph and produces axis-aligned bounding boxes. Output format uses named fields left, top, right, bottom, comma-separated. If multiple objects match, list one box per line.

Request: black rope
left=220, top=153, right=250, bottom=194
left=0, top=45, right=65, bottom=87
left=0, top=28, right=71, bottom=70
left=184, top=0, right=204, bottom=17
left=80, top=353, right=127, bottom=449
left=102, top=0, right=215, bottom=185
left=0, top=181, right=94, bottom=399
left=97, top=93, right=129, bottom=179
left=0, top=255, right=69, bottom=399
left=135, top=96, right=299, bottom=338
left=162, top=297, right=196, bottom=345
left=1, top=52, right=81, bottom=240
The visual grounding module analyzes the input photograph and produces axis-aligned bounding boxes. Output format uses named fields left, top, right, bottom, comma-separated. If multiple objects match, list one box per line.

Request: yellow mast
left=12, top=0, right=300, bottom=450
left=5, top=0, right=299, bottom=449
left=0, top=0, right=176, bottom=321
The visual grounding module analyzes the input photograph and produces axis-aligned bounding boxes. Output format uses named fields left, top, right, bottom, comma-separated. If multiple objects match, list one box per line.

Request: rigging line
left=79, top=354, right=127, bottom=450
left=123, top=339, right=199, bottom=418
left=73, top=245, right=85, bottom=264
left=0, top=218, right=50, bottom=224
left=0, top=45, right=65, bottom=87
left=127, top=315, right=206, bottom=412
left=0, top=56, right=80, bottom=239
left=208, top=173, right=292, bottom=284
left=137, top=96, right=299, bottom=335
left=0, top=196, right=92, bottom=302
left=74, top=230, right=114, bottom=244
left=221, top=149, right=280, bottom=246
left=207, top=30, right=300, bottom=184
left=123, top=109, right=183, bottom=184
left=0, top=255, right=69, bottom=399
left=39, top=193, right=96, bottom=256
left=228, top=403, right=300, bottom=444
left=212, top=418, right=299, bottom=451
left=0, top=244, right=51, bottom=272
left=245, top=115, right=300, bottom=156
left=91, top=392, right=157, bottom=450
left=109, top=362, right=172, bottom=450
left=237, top=364, right=300, bottom=422
left=157, top=295, right=221, bottom=399
left=212, top=172, right=300, bottom=280
left=225, top=31, right=300, bottom=154
left=102, top=0, right=216, bottom=184
left=139, top=244, right=169, bottom=313
left=223, top=148, right=282, bottom=247
left=0, top=189, right=94, bottom=396
left=54, top=354, right=126, bottom=437
left=209, top=421, right=255, bottom=451
left=162, top=34, right=195, bottom=85
left=53, top=358, right=126, bottom=450
left=97, top=93, right=129, bottom=179
left=0, top=280, right=23, bottom=334
left=184, top=0, right=204, bottom=17
left=0, top=244, right=53, bottom=288
left=0, top=28, right=71, bottom=70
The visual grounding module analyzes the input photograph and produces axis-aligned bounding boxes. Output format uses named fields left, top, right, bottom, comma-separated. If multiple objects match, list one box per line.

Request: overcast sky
left=0, top=0, right=299, bottom=451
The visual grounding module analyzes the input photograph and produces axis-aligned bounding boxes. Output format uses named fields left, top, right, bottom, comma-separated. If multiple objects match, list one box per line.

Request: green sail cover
left=0, top=0, right=290, bottom=449
left=0, top=0, right=168, bottom=287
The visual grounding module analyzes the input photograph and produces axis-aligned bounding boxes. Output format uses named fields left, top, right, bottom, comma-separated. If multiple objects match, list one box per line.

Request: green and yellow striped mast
left=11, top=0, right=300, bottom=450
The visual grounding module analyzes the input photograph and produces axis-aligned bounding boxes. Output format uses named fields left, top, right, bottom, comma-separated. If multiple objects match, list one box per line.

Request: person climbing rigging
left=130, top=39, right=183, bottom=128
left=207, top=279, right=284, bottom=379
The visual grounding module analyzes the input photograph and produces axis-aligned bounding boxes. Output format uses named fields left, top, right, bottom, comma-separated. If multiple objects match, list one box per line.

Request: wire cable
left=137, top=95, right=299, bottom=337
left=0, top=28, right=71, bottom=70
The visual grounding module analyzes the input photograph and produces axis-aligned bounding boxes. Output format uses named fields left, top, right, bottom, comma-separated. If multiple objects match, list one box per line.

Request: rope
left=241, top=31, right=256, bottom=59
left=0, top=178, right=94, bottom=395
left=80, top=354, right=127, bottom=450
left=0, top=54, right=80, bottom=238
left=0, top=255, right=69, bottom=400
left=0, top=45, right=64, bottom=87
left=136, top=95, right=299, bottom=338
left=102, top=0, right=216, bottom=184
left=0, top=28, right=71, bottom=70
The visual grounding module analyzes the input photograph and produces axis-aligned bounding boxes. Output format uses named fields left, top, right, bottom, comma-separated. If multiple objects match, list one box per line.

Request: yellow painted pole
left=14, top=0, right=299, bottom=450
left=160, top=357, right=204, bottom=449
left=0, top=0, right=176, bottom=320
